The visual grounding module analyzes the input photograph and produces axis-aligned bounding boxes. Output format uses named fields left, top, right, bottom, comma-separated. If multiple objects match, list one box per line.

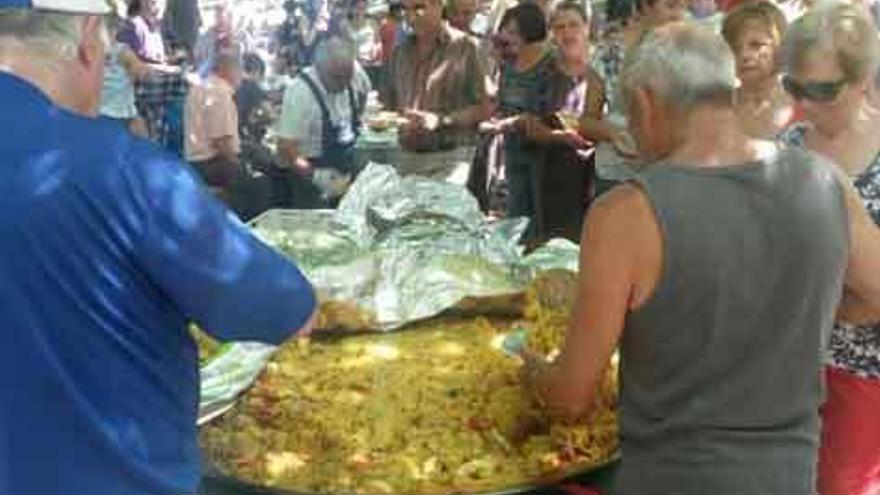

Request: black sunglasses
left=782, top=75, right=849, bottom=103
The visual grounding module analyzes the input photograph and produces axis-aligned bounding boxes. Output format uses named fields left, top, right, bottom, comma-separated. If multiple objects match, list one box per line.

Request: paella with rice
left=199, top=276, right=619, bottom=494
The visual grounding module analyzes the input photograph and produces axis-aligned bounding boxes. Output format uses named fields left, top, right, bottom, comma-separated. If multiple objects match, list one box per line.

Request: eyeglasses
left=781, top=75, right=849, bottom=103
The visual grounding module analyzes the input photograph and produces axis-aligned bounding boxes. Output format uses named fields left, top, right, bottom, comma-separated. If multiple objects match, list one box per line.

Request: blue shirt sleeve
left=128, top=146, right=316, bottom=344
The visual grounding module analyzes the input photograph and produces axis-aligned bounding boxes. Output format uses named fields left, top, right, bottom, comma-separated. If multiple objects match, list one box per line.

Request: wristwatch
left=439, top=113, right=455, bottom=129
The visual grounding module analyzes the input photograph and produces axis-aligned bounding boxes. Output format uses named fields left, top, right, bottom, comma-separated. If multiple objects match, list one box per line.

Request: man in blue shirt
left=0, top=1, right=317, bottom=494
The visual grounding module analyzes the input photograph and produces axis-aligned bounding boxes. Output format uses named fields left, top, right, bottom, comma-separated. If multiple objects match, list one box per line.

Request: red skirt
left=818, top=366, right=880, bottom=495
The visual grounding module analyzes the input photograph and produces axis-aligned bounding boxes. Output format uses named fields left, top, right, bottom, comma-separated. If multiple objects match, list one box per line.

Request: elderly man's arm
left=443, top=98, right=493, bottom=128
left=277, top=138, right=313, bottom=175
left=403, top=101, right=492, bottom=137
left=401, top=41, right=493, bottom=135
left=212, top=135, right=240, bottom=164
left=450, top=43, right=494, bottom=127
left=131, top=148, right=317, bottom=344
left=523, top=184, right=662, bottom=421
left=521, top=114, right=590, bottom=149
left=837, top=173, right=880, bottom=325
left=275, top=76, right=319, bottom=175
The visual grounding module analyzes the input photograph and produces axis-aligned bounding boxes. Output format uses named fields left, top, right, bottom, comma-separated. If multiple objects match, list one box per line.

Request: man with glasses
left=0, top=1, right=317, bottom=494
left=383, top=0, right=491, bottom=162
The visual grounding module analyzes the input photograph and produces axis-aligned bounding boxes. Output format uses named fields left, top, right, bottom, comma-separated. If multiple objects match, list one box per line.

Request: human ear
left=629, top=87, right=656, bottom=157
left=77, top=16, right=106, bottom=69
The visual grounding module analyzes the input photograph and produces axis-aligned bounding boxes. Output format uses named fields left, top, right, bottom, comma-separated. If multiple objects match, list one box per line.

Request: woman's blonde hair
left=721, top=1, right=787, bottom=49
left=782, top=0, right=880, bottom=82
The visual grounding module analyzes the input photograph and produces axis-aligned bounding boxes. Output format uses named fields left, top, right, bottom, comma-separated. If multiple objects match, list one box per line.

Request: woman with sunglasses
left=779, top=3, right=880, bottom=495
left=721, top=1, right=795, bottom=139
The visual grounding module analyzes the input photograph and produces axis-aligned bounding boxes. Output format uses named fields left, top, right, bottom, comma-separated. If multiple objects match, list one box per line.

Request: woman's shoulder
left=854, top=148, right=880, bottom=194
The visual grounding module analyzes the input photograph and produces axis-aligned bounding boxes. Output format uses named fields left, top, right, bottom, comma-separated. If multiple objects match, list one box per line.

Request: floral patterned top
left=780, top=123, right=880, bottom=379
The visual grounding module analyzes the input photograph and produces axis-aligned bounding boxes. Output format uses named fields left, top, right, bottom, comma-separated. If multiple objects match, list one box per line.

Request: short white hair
left=0, top=9, right=106, bottom=61
left=313, top=30, right=357, bottom=68
left=620, top=22, right=737, bottom=113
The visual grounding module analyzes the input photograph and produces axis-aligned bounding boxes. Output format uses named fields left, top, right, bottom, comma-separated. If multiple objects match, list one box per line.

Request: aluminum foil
left=252, top=163, right=532, bottom=332
left=522, top=238, right=582, bottom=274
left=198, top=164, right=578, bottom=421
left=252, top=209, right=379, bottom=311
left=365, top=175, right=486, bottom=234
left=199, top=342, right=276, bottom=425
left=335, top=163, right=399, bottom=246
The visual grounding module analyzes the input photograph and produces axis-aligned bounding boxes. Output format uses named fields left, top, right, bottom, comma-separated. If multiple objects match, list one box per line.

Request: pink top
left=184, top=74, right=240, bottom=162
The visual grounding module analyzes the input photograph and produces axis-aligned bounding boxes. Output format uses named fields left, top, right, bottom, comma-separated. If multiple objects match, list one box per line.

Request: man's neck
left=0, top=54, right=91, bottom=116
left=666, top=105, right=764, bottom=168
left=415, top=23, right=443, bottom=48
left=562, top=51, right=588, bottom=76
left=211, top=71, right=227, bottom=84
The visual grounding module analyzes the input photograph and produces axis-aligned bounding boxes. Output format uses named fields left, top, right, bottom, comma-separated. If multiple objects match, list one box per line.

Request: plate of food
left=365, top=111, right=408, bottom=133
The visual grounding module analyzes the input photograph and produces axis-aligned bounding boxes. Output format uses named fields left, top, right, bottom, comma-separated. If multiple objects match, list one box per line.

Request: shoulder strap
left=299, top=70, right=333, bottom=127
left=346, top=84, right=362, bottom=137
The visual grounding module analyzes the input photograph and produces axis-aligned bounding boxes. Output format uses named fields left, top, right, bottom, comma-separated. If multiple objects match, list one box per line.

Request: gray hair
left=782, top=1, right=880, bottom=83
left=0, top=9, right=96, bottom=61
left=620, top=22, right=737, bottom=113
left=313, top=30, right=357, bottom=68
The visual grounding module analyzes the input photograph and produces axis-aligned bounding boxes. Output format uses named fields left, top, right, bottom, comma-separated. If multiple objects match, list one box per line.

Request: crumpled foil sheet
left=198, top=163, right=580, bottom=421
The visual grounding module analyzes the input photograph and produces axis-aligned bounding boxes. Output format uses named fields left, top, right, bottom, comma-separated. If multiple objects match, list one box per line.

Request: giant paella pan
left=197, top=274, right=620, bottom=495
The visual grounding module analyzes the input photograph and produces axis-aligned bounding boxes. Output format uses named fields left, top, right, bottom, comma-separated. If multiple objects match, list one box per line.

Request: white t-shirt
left=275, top=64, right=372, bottom=159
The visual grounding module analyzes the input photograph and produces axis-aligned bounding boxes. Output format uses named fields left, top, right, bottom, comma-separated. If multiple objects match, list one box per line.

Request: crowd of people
left=85, top=0, right=880, bottom=243
left=2, top=0, right=880, bottom=494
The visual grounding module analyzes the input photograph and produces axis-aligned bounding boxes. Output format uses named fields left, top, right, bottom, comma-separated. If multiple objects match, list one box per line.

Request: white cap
left=0, top=0, right=111, bottom=14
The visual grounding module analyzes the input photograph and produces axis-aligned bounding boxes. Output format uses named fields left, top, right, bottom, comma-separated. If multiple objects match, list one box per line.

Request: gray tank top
left=614, top=147, right=849, bottom=495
